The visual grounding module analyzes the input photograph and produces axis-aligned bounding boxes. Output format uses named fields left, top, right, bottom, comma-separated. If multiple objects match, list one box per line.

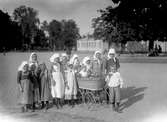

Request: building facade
left=77, top=38, right=109, bottom=51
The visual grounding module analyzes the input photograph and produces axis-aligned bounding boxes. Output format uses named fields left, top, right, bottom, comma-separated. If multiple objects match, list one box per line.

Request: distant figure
left=155, top=44, right=159, bottom=56
left=158, top=45, right=162, bottom=53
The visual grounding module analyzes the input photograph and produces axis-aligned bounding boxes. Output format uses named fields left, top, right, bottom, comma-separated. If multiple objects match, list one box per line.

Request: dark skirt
left=40, top=77, right=52, bottom=102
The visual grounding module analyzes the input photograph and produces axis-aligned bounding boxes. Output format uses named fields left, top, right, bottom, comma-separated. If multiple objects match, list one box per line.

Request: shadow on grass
left=120, top=86, right=147, bottom=111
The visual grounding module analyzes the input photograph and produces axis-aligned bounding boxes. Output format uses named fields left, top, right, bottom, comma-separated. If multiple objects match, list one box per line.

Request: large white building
left=77, top=37, right=109, bottom=51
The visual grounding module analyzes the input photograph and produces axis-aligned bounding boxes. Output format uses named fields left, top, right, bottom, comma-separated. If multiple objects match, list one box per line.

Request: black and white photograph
left=0, top=0, right=167, bottom=122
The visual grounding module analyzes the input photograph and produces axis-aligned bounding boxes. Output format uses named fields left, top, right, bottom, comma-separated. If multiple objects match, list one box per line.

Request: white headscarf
left=82, top=56, right=91, bottom=66
left=70, top=54, right=79, bottom=65
left=60, top=53, right=68, bottom=62
left=50, top=53, right=60, bottom=63
left=18, top=61, right=28, bottom=71
left=29, top=52, right=37, bottom=63
left=61, top=53, right=67, bottom=57
left=93, top=50, right=101, bottom=60
left=108, top=48, right=116, bottom=61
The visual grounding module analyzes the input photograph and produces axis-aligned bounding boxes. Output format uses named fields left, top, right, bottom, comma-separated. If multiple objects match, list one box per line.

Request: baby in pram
left=79, top=56, right=92, bottom=78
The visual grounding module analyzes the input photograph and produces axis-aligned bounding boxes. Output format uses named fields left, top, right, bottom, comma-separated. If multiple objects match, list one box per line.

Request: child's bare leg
left=115, top=87, right=121, bottom=112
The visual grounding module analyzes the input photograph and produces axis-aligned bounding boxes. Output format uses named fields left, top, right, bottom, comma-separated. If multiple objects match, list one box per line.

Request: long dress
left=17, top=71, right=33, bottom=105
left=30, top=71, right=40, bottom=103
left=40, top=70, right=52, bottom=102
left=65, top=69, right=78, bottom=100
left=51, top=64, right=65, bottom=98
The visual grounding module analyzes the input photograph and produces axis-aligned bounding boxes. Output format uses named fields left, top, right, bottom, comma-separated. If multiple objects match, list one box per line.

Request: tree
left=61, top=19, right=80, bottom=50
left=0, top=9, right=22, bottom=51
left=92, top=0, right=167, bottom=51
left=47, top=19, right=80, bottom=51
left=92, top=14, right=135, bottom=50
left=48, top=20, right=62, bottom=50
left=13, top=5, right=40, bottom=50
left=33, top=29, right=48, bottom=50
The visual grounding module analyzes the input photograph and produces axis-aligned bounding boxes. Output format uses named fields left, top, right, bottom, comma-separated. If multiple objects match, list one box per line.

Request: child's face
left=96, top=53, right=101, bottom=59
left=30, top=65, right=36, bottom=71
left=74, top=58, right=79, bottom=65
left=54, top=57, right=59, bottom=63
left=32, top=54, right=37, bottom=62
left=23, top=64, right=29, bottom=71
left=111, top=67, right=116, bottom=73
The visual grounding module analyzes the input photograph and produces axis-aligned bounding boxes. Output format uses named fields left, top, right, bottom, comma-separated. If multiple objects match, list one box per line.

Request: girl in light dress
left=50, top=53, right=65, bottom=108
left=17, top=61, right=33, bottom=112
left=105, top=66, right=123, bottom=112
left=64, top=55, right=79, bottom=107
left=70, top=54, right=81, bottom=74
left=79, top=56, right=92, bottom=77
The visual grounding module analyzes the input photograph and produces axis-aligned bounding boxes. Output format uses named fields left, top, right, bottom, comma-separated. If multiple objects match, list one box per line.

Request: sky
left=0, top=0, right=113, bottom=35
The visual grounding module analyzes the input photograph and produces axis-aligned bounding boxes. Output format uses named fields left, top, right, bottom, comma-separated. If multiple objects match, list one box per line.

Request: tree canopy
left=0, top=5, right=80, bottom=51
left=92, top=0, right=167, bottom=50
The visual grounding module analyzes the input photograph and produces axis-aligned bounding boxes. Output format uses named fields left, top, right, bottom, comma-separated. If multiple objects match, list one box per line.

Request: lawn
left=0, top=52, right=167, bottom=122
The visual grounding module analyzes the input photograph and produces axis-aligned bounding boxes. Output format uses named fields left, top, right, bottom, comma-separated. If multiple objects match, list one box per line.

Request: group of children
left=17, top=48, right=124, bottom=113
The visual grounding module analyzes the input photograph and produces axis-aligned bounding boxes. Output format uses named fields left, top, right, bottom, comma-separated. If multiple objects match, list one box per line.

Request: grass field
left=0, top=52, right=167, bottom=122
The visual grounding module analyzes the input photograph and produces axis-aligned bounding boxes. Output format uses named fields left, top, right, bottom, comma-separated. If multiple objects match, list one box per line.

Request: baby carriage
left=77, top=75, right=109, bottom=109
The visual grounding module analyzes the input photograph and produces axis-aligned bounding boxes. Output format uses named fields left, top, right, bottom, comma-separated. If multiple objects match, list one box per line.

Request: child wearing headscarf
left=105, top=48, right=120, bottom=105
left=79, top=56, right=92, bottom=77
left=106, top=48, right=120, bottom=73
left=105, top=48, right=122, bottom=112
left=29, top=64, right=40, bottom=111
left=92, top=50, right=103, bottom=77
left=65, top=61, right=78, bottom=107
left=17, top=61, right=33, bottom=112
left=70, top=54, right=81, bottom=74
left=60, top=53, right=68, bottom=72
left=50, top=53, right=65, bottom=108
left=29, top=52, right=39, bottom=67
left=29, top=52, right=41, bottom=100
left=39, top=63, right=52, bottom=111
